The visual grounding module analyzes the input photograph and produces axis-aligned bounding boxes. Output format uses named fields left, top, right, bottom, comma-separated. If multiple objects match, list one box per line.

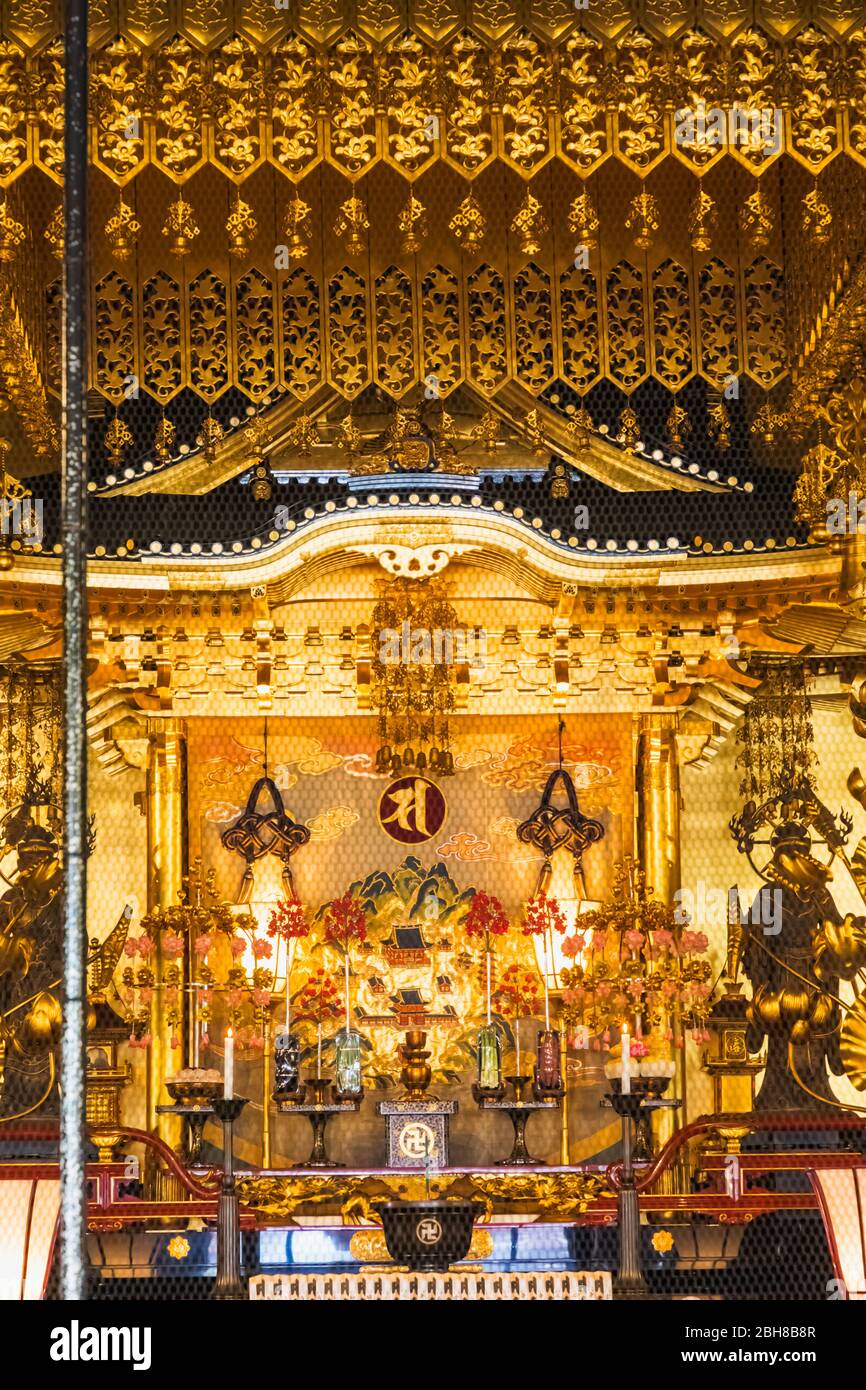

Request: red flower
left=522, top=893, right=568, bottom=937
left=324, top=892, right=367, bottom=946
left=267, top=898, right=311, bottom=943
left=464, top=890, right=510, bottom=940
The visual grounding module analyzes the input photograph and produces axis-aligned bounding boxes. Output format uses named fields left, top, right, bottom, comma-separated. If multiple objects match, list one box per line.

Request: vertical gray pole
left=60, top=0, right=89, bottom=1302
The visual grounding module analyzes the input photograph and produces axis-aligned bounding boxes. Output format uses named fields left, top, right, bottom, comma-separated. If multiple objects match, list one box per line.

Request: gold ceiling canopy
left=0, top=8, right=863, bottom=189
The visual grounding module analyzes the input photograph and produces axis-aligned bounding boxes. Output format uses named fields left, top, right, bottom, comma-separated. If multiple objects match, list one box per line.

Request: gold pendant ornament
left=511, top=192, right=548, bottom=257
left=666, top=402, right=691, bottom=450
left=105, top=416, right=133, bottom=468
left=626, top=192, right=659, bottom=251
left=105, top=193, right=141, bottom=262
left=449, top=194, right=487, bottom=255
left=567, top=405, right=594, bottom=454
left=284, top=194, right=312, bottom=261
left=616, top=406, right=641, bottom=452
left=162, top=196, right=200, bottom=258
left=153, top=416, right=176, bottom=462
left=688, top=188, right=717, bottom=252
left=739, top=189, right=773, bottom=249
left=43, top=206, right=64, bottom=260
left=333, top=194, right=370, bottom=257
left=567, top=192, right=599, bottom=252
left=398, top=194, right=428, bottom=254
left=196, top=416, right=224, bottom=462
left=802, top=186, right=832, bottom=245
left=0, top=199, right=25, bottom=263
left=226, top=193, right=258, bottom=258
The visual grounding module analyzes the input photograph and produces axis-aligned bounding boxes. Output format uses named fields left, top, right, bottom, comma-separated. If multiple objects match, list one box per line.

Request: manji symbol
left=415, top=1218, right=443, bottom=1245
left=378, top=776, right=446, bottom=845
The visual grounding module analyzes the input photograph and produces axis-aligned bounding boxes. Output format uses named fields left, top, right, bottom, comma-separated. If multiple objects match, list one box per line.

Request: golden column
left=145, top=718, right=188, bottom=1144
left=636, top=712, right=686, bottom=1132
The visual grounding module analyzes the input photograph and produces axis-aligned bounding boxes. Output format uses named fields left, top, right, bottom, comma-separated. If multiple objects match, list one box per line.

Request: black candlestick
left=604, top=1081, right=679, bottom=1300
left=210, top=1096, right=248, bottom=1301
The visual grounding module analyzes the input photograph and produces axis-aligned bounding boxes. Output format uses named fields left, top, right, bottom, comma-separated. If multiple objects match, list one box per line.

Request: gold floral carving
left=142, top=271, right=182, bottom=403
left=699, top=257, right=739, bottom=386
left=422, top=265, right=462, bottom=399
left=188, top=270, right=229, bottom=400
left=236, top=270, right=275, bottom=402
left=466, top=263, right=508, bottom=395
left=560, top=265, right=600, bottom=393
left=652, top=259, right=692, bottom=389
left=375, top=265, right=416, bottom=398
left=281, top=268, right=323, bottom=400
left=513, top=262, right=554, bottom=395
left=94, top=272, right=136, bottom=404
left=743, top=256, right=786, bottom=387
left=606, top=260, right=647, bottom=391
left=328, top=267, right=370, bottom=398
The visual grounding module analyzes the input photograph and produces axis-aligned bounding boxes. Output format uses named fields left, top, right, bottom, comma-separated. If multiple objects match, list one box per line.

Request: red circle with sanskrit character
left=378, top=775, right=446, bottom=844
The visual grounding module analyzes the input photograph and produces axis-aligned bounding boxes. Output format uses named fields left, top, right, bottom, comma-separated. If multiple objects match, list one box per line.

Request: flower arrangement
left=323, top=891, right=367, bottom=1029
left=292, top=968, right=343, bottom=1079
left=464, top=890, right=510, bottom=1024
left=558, top=858, right=712, bottom=1071
left=492, top=965, right=541, bottom=1077
left=266, top=897, right=311, bottom=1032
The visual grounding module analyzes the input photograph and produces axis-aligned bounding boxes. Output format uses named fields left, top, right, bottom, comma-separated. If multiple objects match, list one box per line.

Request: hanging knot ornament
left=626, top=191, right=659, bottom=251
left=688, top=188, right=717, bottom=252
left=226, top=193, right=258, bottom=258
left=0, top=199, right=24, bottom=263
left=398, top=193, right=428, bottom=254
left=105, top=193, right=141, bottom=261
left=516, top=756, right=605, bottom=894
left=449, top=193, right=487, bottom=255
left=511, top=191, right=548, bottom=257
left=221, top=773, right=311, bottom=902
left=333, top=193, right=370, bottom=256
left=567, top=191, right=599, bottom=251
left=162, top=196, right=200, bottom=258
left=739, top=189, right=773, bottom=249
left=283, top=194, right=312, bottom=261
left=43, top=206, right=64, bottom=260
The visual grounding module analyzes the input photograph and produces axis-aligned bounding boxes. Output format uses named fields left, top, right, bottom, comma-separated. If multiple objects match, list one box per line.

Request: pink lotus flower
left=252, top=988, right=271, bottom=1007
left=124, top=938, right=141, bottom=958
left=226, top=989, right=244, bottom=1009
left=590, top=930, right=608, bottom=952
left=162, top=933, right=184, bottom=959
left=561, top=934, right=583, bottom=959
left=139, top=988, right=153, bottom=1005
left=596, top=982, right=612, bottom=998
left=624, top=929, right=645, bottom=951
left=164, top=986, right=178, bottom=1005
left=631, top=1039, right=649, bottom=1058
left=194, top=934, right=213, bottom=957
left=652, top=929, right=673, bottom=953
left=680, top=930, right=708, bottom=954
left=248, top=1034, right=265, bottom=1051
left=230, top=937, right=246, bottom=958
left=626, top=978, right=645, bottom=999
left=661, top=979, right=679, bottom=999
left=252, top=938, right=273, bottom=960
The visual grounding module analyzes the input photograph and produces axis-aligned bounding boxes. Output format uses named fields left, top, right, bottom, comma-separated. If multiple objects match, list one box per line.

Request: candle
left=621, top=1025, right=631, bottom=1095
left=317, top=1019, right=322, bottom=1079
left=542, top=937, right=550, bottom=1031
left=223, top=1027, right=234, bottom=1098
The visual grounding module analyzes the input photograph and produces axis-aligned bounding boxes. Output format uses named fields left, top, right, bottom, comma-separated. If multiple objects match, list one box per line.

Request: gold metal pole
left=262, top=1021, right=271, bottom=1169
left=637, top=712, right=685, bottom=1137
left=145, top=718, right=187, bottom=1148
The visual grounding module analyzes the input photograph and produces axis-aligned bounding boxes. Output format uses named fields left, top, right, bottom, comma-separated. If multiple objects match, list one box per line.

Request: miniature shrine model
left=4, top=0, right=866, bottom=1304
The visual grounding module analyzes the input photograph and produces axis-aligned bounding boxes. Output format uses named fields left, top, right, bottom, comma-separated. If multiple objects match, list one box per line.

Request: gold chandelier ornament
left=751, top=399, right=788, bottom=446
left=0, top=199, right=24, bottom=263
left=793, top=439, right=844, bottom=532
left=626, top=191, right=659, bottom=251
left=105, top=192, right=141, bottom=262
left=226, top=193, right=258, bottom=258
left=43, top=206, right=64, bottom=260
left=511, top=191, right=548, bottom=257
left=449, top=193, right=487, bottom=255
left=283, top=194, right=312, bottom=261
left=333, top=193, right=369, bottom=257
left=567, top=405, right=594, bottom=454
left=739, top=189, right=773, bottom=249
left=616, top=406, right=641, bottom=452
left=688, top=188, right=717, bottom=252
left=398, top=193, right=428, bottom=254
left=162, top=196, right=200, bottom=258
left=567, top=191, right=599, bottom=252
